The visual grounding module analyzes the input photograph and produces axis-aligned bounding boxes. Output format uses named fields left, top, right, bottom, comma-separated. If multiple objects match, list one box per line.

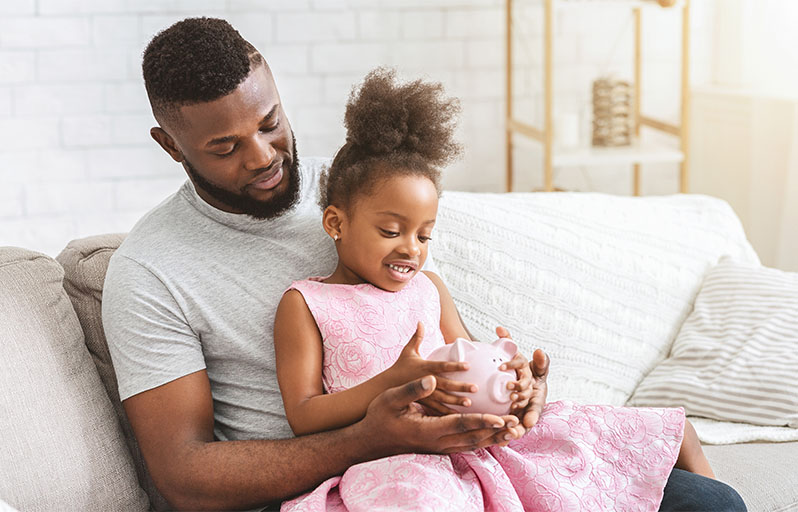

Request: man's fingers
left=438, top=423, right=523, bottom=453
left=384, top=375, right=436, bottom=409
left=437, top=427, right=506, bottom=453
left=522, top=407, right=541, bottom=429
left=419, top=395, right=459, bottom=415
left=532, top=349, right=549, bottom=379
left=435, top=412, right=506, bottom=434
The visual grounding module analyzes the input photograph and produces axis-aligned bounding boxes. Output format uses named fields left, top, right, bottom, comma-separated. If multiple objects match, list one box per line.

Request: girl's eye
left=380, top=229, right=399, bottom=237
left=418, top=235, right=432, bottom=243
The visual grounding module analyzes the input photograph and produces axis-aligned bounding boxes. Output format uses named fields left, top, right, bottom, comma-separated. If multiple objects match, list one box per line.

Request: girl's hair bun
left=343, top=68, right=460, bottom=166
left=319, top=67, right=461, bottom=210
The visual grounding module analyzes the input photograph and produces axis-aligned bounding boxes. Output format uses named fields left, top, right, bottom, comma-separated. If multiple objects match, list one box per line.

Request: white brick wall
left=0, top=0, right=711, bottom=256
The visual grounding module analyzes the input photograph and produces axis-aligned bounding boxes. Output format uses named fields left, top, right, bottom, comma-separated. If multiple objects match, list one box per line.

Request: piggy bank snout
left=426, top=338, right=520, bottom=416
left=488, top=373, right=515, bottom=404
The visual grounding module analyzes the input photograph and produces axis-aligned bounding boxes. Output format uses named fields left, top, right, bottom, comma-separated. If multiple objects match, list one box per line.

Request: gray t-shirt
left=103, top=158, right=337, bottom=441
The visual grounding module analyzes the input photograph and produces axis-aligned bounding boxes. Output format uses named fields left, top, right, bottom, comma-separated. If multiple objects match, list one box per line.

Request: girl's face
left=328, top=174, right=438, bottom=292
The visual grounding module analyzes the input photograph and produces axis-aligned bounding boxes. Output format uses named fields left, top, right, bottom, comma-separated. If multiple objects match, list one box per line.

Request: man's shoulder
left=112, top=182, right=194, bottom=266
left=298, top=156, right=330, bottom=199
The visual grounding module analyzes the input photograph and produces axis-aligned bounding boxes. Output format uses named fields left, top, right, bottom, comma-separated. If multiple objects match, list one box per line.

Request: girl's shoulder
left=284, top=276, right=325, bottom=294
left=419, top=270, right=444, bottom=295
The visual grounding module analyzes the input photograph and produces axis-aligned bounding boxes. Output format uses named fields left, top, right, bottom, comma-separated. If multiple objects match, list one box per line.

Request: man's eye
left=380, top=229, right=399, bottom=237
left=260, top=120, right=279, bottom=133
left=216, top=146, right=237, bottom=157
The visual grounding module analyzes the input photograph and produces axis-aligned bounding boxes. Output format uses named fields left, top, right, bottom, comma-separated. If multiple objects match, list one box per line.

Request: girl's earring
left=333, top=234, right=339, bottom=241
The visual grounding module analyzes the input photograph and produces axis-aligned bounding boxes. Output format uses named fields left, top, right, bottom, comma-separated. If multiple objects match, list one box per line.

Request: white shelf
left=552, top=142, right=684, bottom=167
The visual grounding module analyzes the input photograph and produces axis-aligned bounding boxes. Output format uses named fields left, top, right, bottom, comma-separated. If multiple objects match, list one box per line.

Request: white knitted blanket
left=433, top=191, right=768, bottom=444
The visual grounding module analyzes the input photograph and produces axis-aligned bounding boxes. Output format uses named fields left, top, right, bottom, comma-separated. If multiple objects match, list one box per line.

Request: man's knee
left=660, top=468, right=747, bottom=512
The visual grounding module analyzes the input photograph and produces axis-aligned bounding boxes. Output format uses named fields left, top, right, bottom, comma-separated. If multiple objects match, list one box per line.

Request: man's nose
left=244, top=135, right=277, bottom=172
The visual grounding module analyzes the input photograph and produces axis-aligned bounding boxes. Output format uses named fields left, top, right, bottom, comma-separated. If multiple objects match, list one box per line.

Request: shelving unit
left=505, top=0, right=691, bottom=194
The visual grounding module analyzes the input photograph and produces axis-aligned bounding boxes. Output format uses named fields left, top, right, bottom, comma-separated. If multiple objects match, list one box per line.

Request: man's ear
left=150, top=127, right=184, bottom=163
left=322, top=205, right=345, bottom=240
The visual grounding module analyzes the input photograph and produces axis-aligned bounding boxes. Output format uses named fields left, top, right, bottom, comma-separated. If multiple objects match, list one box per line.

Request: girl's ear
left=322, top=205, right=345, bottom=241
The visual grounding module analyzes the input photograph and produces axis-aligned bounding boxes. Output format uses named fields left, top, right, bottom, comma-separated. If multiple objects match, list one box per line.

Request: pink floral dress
left=281, top=273, right=684, bottom=512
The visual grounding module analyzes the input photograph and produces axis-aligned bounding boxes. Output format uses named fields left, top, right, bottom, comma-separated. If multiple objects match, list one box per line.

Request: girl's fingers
left=500, top=353, right=530, bottom=371
left=495, top=326, right=512, bottom=339
left=510, top=398, right=530, bottom=411
left=427, top=360, right=470, bottom=374
left=507, top=377, right=533, bottom=395
left=429, top=389, right=471, bottom=407
left=434, top=376, right=477, bottom=393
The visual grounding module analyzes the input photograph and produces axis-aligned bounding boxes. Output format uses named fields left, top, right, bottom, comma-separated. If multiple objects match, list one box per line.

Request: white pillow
left=433, top=192, right=758, bottom=405
left=629, top=257, right=798, bottom=428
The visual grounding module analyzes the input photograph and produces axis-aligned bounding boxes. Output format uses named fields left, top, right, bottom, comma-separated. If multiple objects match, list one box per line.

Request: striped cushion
left=629, top=257, right=798, bottom=427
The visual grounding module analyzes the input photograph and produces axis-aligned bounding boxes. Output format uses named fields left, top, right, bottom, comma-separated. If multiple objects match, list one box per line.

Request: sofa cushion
left=0, top=247, right=149, bottom=512
left=433, top=192, right=759, bottom=405
left=629, top=258, right=798, bottom=432
left=56, top=234, right=169, bottom=512
left=703, top=441, right=798, bottom=512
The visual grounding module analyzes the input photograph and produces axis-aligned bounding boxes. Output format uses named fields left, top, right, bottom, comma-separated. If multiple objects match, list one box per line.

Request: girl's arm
left=274, top=290, right=469, bottom=436
left=422, top=270, right=471, bottom=342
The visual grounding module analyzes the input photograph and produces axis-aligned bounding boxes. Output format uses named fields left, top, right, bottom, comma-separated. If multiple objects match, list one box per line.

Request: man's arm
left=124, top=370, right=517, bottom=511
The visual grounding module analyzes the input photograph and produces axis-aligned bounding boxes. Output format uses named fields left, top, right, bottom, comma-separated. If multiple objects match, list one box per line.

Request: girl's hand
left=387, top=322, right=477, bottom=415
left=496, top=326, right=534, bottom=416
left=495, top=326, right=550, bottom=431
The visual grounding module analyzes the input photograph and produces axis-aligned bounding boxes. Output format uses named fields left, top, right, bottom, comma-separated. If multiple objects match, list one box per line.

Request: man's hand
left=496, top=326, right=549, bottom=430
left=358, top=375, right=523, bottom=457
left=387, top=323, right=478, bottom=416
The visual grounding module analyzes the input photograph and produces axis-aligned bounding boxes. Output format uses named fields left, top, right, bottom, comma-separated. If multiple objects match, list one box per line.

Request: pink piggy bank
left=426, top=337, right=518, bottom=416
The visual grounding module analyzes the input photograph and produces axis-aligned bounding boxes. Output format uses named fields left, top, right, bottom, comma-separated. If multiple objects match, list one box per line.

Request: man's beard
left=184, top=132, right=301, bottom=220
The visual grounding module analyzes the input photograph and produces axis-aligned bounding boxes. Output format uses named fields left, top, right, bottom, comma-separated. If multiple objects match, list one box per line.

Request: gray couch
left=1, top=206, right=797, bottom=510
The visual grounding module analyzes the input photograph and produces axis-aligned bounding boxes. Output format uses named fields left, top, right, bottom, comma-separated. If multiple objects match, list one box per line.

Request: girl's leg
left=674, top=419, right=715, bottom=478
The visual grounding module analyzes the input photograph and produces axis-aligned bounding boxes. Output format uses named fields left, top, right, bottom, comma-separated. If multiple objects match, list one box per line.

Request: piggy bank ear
left=491, top=337, right=518, bottom=359
left=429, top=338, right=475, bottom=362
left=452, top=338, right=477, bottom=362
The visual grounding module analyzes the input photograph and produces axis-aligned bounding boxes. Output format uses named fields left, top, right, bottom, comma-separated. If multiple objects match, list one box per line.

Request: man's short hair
left=142, top=17, right=263, bottom=127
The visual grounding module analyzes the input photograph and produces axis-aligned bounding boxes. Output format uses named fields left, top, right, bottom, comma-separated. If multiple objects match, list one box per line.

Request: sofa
left=1, top=186, right=797, bottom=511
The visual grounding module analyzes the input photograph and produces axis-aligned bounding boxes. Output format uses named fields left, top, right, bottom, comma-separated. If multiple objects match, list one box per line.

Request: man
left=103, top=17, right=544, bottom=511
left=103, top=17, right=745, bottom=512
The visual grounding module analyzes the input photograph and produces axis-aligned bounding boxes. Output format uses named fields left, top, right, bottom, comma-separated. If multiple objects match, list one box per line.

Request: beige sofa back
left=0, top=246, right=150, bottom=511
left=56, top=234, right=169, bottom=511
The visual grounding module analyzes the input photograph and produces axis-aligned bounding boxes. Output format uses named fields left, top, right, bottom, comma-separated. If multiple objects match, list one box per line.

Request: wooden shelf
left=552, top=142, right=684, bottom=167
left=505, top=0, right=691, bottom=195
left=548, top=0, right=686, bottom=9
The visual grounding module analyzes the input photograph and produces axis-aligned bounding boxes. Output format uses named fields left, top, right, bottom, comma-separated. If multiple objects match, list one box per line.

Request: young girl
left=274, top=68, right=714, bottom=511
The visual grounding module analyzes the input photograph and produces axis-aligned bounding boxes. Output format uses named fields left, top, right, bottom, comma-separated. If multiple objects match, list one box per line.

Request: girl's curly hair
left=319, top=68, right=461, bottom=210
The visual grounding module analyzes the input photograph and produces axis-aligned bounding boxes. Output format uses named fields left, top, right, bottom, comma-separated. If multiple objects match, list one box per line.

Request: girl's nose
left=400, top=238, right=421, bottom=257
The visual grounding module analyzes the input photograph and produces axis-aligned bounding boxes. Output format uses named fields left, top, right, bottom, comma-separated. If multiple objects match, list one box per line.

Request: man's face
left=159, top=63, right=299, bottom=219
